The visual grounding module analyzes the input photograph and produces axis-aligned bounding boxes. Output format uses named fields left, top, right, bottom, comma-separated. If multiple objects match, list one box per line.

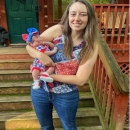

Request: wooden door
left=5, top=0, right=39, bottom=43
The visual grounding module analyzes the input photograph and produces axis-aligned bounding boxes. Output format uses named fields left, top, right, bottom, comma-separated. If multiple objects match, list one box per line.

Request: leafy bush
left=89, top=0, right=109, bottom=4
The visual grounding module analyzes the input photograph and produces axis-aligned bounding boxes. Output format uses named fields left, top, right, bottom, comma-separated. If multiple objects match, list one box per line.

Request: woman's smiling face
left=68, top=2, right=88, bottom=32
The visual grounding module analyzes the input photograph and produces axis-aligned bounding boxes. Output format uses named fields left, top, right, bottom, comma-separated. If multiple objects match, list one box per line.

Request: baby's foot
left=32, top=80, right=41, bottom=89
left=40, top=72, right=53, bottom=82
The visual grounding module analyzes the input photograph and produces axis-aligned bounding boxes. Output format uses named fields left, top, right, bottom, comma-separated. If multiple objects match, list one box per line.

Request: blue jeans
left=31, top=86, right=79, bottom=130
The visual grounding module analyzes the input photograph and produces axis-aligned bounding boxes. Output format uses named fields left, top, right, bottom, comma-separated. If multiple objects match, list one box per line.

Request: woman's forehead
left=69, top=2, right=87, bottom=12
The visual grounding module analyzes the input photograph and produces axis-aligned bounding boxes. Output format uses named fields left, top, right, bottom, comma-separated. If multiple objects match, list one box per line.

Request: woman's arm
left=50, top=44, right=98, bottom=86
left=35, top=24, right=62, bottom=43
left=26, top=45, right=55, bottom=66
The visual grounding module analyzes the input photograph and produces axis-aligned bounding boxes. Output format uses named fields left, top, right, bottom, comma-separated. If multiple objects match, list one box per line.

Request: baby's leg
left=30, top=64, right=33, bottom=72
left=32, top=69, right=40, bottom=80
left=32, top=69, right=41, bottom=89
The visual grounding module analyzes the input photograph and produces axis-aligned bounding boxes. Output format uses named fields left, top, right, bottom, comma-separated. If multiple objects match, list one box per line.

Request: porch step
left=55, top=126, right=103, bottom=130
left=0, top=92, right=94, bottom=111
left=0, top=81, right=32, bottom=94
left=0, top=59, right=33, bottom=70
left=0, top=126, right=103, bottom=130
left=0, top=81, right=90, bottom=95
left=9, top=43, right=26, bottom=48
left=0, top=108, right=101, bottom=130
left=0, top=70, right=32, bottom=81
left=0, top=54, right=32, bottom=59
left=0, top=47, right=31, bottom=59
left=0, top=127, right=103, bottom=130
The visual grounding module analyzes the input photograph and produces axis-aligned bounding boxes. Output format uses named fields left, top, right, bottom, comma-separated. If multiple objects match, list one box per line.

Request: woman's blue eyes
left=81, top=14, right=87, bottom=16
left=70, top=14, right=75, bottom=16
left=70, top=14, right=87, bottom=16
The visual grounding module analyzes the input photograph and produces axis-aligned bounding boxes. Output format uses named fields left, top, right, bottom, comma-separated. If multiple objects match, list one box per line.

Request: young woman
left=26, top=0, right=98, bottom=129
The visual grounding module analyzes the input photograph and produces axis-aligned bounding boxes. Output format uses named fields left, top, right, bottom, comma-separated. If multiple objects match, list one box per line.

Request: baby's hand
left=53, top=47, right=58, bottom=52
left=52, top=46, right=58, bottom=54
left=35, top=36, right=44, bottom=44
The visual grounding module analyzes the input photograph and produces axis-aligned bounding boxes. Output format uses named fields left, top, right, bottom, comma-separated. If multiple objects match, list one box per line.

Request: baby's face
left=31, top=35, right=39, bottom=47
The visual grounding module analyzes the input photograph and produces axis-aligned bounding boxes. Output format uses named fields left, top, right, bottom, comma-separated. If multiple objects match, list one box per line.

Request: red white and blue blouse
left=42, top=34, right=84, bottom=93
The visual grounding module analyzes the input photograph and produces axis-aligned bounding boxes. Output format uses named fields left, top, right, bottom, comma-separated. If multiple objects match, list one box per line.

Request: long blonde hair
left=60, top=0, right=98, bottom=64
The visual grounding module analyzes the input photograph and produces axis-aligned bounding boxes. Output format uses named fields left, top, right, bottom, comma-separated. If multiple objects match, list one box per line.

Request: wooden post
left=0, top=0, right=10, bottom=46
left=109, top=93, right=129, bottom=130
left=38, top=0, right=45, bottom=33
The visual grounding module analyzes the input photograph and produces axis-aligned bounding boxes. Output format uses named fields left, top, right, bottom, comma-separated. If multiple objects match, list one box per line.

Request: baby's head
left=31, top=35, right=39, bottom=47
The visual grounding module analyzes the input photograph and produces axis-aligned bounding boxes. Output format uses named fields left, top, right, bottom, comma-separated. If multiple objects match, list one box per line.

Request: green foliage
left=89, top=0, right=109, bottom=4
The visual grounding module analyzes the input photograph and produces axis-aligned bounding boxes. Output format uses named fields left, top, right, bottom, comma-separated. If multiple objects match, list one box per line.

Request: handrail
left=97, top=31, right=128, bottom=93
left=88, top=30, right=129, bottom=130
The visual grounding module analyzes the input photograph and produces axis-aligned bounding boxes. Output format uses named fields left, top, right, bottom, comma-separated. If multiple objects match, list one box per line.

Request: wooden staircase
left=0, top=47, right=103, bottom=130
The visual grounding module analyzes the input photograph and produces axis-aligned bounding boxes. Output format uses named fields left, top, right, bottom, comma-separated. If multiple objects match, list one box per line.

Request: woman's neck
left=71, top=31, right=83, bottom=46
left=71, top=31, right=83, bottom=38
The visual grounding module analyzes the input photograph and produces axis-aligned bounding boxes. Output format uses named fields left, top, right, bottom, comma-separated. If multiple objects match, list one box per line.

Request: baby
left=22, top=28, right=57, bottom=89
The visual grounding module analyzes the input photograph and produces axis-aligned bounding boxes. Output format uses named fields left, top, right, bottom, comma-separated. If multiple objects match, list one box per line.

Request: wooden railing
left=93, top=4, right=129, bottom=57
left=88, top=31, right=129, bottom=130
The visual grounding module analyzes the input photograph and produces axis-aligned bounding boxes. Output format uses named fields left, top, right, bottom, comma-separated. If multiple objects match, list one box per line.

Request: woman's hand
left=38, top=52, right=55, bottom=66
left=26, top=45, right=55, bottom=67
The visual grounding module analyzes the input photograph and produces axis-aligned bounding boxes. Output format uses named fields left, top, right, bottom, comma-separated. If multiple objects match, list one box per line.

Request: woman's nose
left=75, top=14, right=80, bottom=21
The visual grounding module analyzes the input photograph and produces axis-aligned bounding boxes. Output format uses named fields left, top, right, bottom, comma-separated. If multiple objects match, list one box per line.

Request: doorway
left=5, top=0, right=39, bottom=44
